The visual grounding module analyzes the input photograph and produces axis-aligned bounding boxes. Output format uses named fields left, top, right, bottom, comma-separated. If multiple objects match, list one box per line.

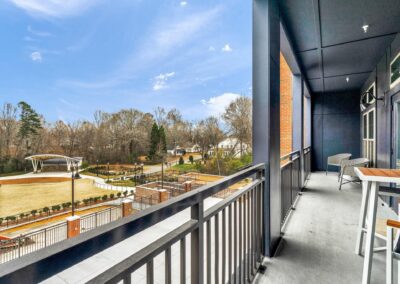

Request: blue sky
left=0, top=0, right=251, bottom=122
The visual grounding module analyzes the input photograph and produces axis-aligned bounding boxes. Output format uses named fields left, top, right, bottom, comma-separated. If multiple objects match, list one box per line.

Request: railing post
left=191, top=200, right=204, bottom=284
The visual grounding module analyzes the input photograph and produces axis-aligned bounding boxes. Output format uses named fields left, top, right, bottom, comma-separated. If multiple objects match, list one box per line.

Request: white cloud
left=180, top=1, right=187, bottom=7
left=27, top=25, right=51, bottom=37
left=209, top=46, right=215, bottom=51
left=8, top=0, right=101, bottom=18
left=201, top=92, right=240, bottom=115
left=222, top=44, right=232, bottom=52
left=153, top=72, right=175, bottom=91
left=59, top=7, right=221, bottom=90
left=30, top=51, right=42, bottom=62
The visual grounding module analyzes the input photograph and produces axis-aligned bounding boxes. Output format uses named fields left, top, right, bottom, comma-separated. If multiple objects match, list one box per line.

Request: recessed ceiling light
left=362, top=24, right=369, bottom=33
left=346, top=77, right=350, bottom=83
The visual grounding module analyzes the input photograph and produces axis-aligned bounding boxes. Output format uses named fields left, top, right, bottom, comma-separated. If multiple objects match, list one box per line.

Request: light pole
left=71, top=162, right=77, bottom=216
left=107, top=162, right=110, bottom=182
left=161, top=156, right=164, bottom=189
left=96, top=160, right=99, bottom=177
left=134, top=162, right=137, bottom=186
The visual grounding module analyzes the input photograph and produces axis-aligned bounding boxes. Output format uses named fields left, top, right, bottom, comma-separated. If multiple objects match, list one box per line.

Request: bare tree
left=0, top=103, right=17, bottom=158
left=222, top=96, right=252, bottom=157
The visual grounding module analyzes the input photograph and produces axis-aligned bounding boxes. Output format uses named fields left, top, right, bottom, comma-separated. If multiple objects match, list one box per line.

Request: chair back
left=341, top=158, right=370, bottom=177
left=328, top=153, right=352, bottom=164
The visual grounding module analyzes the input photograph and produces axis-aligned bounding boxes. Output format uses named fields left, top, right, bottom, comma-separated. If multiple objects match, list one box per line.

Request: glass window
left=363, top=114, right=368, bottom=139
left=391, top=53, right=400, bottom=88
left=368, top=110, right=374, bottom=139
left=397, top=102, right=400, bottom=169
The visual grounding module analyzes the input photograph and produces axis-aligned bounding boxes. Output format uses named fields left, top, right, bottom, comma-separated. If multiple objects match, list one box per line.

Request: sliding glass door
left=362, top=108, right=376, bottom=166
left=393, top=94, right=400, bottom=169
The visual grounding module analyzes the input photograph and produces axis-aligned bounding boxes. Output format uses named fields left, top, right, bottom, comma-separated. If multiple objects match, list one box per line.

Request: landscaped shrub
left=0, top=218, right=3, bottom=225
left=89, top=197, right=94, bottom=203
left=43, top=207, right=50, bottom=215
left=189, top=155, right=194, bottom=164
left=5, top=216, right=15, bottom=224
left=19, top=213, right=25, bottom=219
left=74, top=201, right=81, bottom=207
left=93, top=196, right=100, bottom=202
left=130, top=190, right=134, bottom=195
left=31, top=209, right=37, bottom=217
left=102, top=195, right=107, bottom=201
left=83, top=199, right=89, bottom=206
left=179, top=156, right=184, bottom=165
left=117, top=192, right=122, bottom=198
left=110, top=193, right=115, bottom=199
left=62, top=203, right=68, bottom=210
left=123, top=190, right=128, bottom=197
left=52, top=205, right=61, bottom=212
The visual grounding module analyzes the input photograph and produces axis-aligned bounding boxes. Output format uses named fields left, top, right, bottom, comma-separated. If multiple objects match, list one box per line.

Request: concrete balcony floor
left=255, top=172, right=395, bottom=284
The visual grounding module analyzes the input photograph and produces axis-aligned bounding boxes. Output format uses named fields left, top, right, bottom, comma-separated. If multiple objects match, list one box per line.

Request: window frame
left=390, top=51, right=400, bottom=89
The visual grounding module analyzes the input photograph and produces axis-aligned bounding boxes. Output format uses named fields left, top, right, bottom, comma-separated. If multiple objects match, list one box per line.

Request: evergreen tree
left=17, top=101, right=42, bottom=152
left=148, top=123, right=167, bottom=162
left=18, top=101, right=42, bottom=139
left=148, top=123, right=159, bottom=160
left=158, top=126, right=167, bottom=153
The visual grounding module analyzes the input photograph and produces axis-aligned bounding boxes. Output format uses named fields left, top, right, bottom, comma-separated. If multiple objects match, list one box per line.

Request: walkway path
left=255, top=172, right=395, bottom=284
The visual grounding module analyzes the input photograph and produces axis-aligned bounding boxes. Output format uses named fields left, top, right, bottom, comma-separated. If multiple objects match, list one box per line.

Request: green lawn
left=0, top=171, right=26, bottom=177
left=170, top=163, right=200, bottom=172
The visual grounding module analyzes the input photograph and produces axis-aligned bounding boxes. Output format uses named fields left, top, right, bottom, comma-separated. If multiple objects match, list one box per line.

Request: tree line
left=0, top=96, right=252, bottom=173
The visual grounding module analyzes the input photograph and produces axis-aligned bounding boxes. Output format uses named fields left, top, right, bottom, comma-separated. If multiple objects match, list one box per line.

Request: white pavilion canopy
left=25, top=154, right=82, bottom=173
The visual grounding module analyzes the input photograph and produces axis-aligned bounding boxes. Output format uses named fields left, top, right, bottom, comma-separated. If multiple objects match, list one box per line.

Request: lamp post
left=107, top=162, right=110, bottom=182
left=161, top=156, right=164, bottom=189
left=96, top=160, right=99, bottom=177
left=134, top=162, right=137, bottom=186
left=71, top=162, right=76, bottom=216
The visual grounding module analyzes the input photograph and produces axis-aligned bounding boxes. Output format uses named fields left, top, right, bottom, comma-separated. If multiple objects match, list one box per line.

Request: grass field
left=0, top=179, right=118, bottom=217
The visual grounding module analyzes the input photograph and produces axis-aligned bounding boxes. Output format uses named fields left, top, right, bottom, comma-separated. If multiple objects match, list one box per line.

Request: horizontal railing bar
left=203, top=179, right=263, bottom=222
left=0, top=163, right=264, bottom=283
left=87, top=220, right=197, bottom=284
left=280, top=150, right=300, bottom=161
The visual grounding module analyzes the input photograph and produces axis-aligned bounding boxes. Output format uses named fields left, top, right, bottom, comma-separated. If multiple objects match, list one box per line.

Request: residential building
left=208, top=138, right=250, bottom=158
left=2, top=1, right=400, bottom=283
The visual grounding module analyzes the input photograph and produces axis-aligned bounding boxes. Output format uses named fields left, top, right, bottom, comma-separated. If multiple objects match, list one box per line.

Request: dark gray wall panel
left=324, top=73, right=370, bottom=93
left=309, top=78, right=323, bottom=93
left=312, top=114, right=323, bottom=170
left=280, top=0, right=317, bottom=52
left=323, top=91, right=361, bottom=115
left=298, top=50, right=321, bottom=79
left=311, top=92, right=323, bottom=115
left=312, top=91, right=361, bottom=171
left=323, top=114, right=361, bottom=166
left=320, top=0, right=400, bottom=47
left=376, top=53, right=391, bottom=168
left=323, top=35, right=396, bottom=77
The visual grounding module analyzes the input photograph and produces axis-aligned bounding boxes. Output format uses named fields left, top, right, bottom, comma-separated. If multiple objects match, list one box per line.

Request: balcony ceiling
left=280, top=0, right=400, bottom=94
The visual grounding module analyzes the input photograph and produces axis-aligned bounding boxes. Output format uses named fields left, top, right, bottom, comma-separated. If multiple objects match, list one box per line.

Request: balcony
left=1, top=0, right=400, bottom=283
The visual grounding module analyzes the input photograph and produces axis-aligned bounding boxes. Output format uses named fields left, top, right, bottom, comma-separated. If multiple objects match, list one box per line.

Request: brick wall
left=280, top=53, right=293, bottom=157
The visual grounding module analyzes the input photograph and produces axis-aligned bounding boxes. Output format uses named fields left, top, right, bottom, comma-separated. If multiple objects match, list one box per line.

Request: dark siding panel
left=323, top=113, right=361, bottom=165
left=311, top=91, right=361, bottom=171
left=376, top=53, right=391, bottom=168
left=312, top=114, right=323, bottom=170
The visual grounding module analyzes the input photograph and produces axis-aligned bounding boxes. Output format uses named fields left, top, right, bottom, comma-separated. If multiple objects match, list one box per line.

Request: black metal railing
left=0, top=164, right=265, bottom=283
left=304, top=146, right=311, bottom=182
left=280, top=150, right=301, bottom=225
left=0, top=205, right=124, bottom=265
left=89, top=169, right=265, bottom=284
left=80, top=206, right=122, bottom=233
left=0, top=222, right=67, bottom=264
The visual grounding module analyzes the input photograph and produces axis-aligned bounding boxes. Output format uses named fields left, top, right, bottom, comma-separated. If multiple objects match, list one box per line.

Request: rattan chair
left=338, top=158, right=370, bottom=190
left=326, top=153, right=352, bottom=178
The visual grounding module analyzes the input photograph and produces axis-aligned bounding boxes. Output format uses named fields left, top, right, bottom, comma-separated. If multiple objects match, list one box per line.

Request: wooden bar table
left=354, top=167, right=400, bottom=284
